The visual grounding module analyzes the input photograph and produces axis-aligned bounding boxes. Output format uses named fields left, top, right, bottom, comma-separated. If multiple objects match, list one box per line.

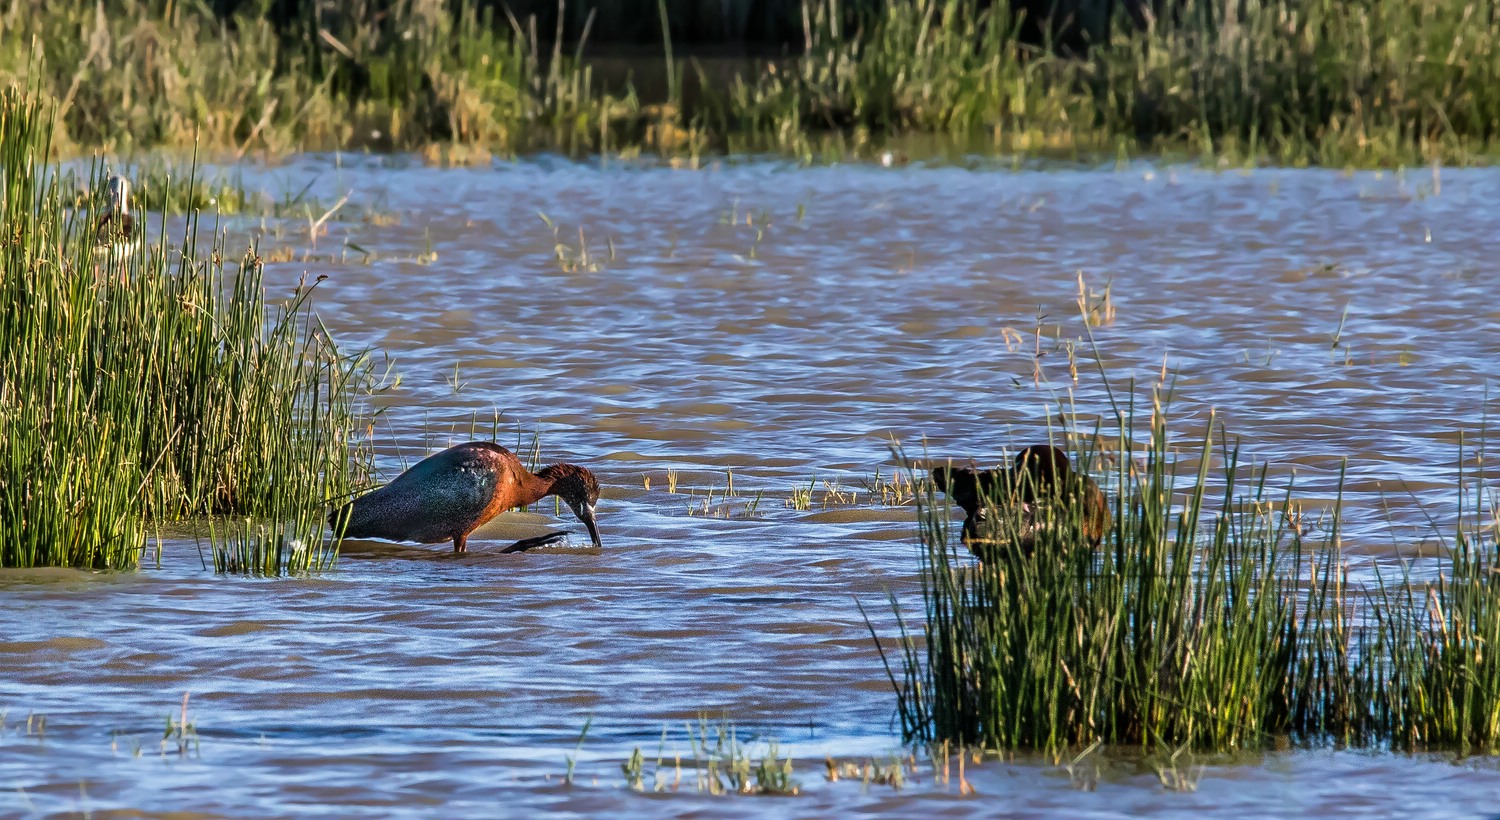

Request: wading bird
left=95, top=173, right=137, bottom=258
left=329, top=441, right=602, bottom=554
left=931, top=444, right=1109, bottom=556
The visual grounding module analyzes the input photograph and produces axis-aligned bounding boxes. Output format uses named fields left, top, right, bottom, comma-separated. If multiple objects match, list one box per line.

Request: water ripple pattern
left=3, top=159, right=1499, bottom=816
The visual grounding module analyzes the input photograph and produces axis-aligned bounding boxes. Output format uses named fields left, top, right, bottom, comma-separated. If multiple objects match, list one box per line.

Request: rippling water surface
left=4, top=158, right=1500, bottom=817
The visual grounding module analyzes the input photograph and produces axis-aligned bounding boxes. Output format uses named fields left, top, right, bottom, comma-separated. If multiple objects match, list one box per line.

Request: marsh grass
left=863, top=467, right=917, bottom=506
left=714, top=0, right=1500, bottom=165
left=889, top=398, right=1345, bottom=752
left=620, top=718, right=802, bottom=795
left=608, top=723, right=968, bottom=797
left=1, top=88, right=375, bottom=573
left=885, top=381, right=1500, bottom=754
left=648, top=463, right=903, bottom=519
left=4, top=0, right=1498, bottom=164
left=538, top=211, right=612, bottom=273
left=1350, top=433, right=1500, bottom=751
left=564, top=716, right=592, bottom=787
left=0, top=0, right=654, bottom=156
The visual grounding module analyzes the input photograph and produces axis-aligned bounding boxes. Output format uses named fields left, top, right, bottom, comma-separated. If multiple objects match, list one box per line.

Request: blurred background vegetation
left=2, top=0, right=1496, bottom=164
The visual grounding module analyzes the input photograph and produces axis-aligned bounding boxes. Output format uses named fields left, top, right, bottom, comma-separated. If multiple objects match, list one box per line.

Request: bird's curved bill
left=578, top=502, right=602, bottom=549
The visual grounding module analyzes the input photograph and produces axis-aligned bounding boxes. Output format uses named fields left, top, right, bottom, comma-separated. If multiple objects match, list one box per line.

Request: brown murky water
left=4, top=157, right=1500, bottom=816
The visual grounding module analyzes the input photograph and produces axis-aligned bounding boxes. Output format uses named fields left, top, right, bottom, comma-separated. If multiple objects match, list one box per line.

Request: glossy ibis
left=330, top=441, right=601, bottom=554
left=931, top=444, right=1109, bottom=556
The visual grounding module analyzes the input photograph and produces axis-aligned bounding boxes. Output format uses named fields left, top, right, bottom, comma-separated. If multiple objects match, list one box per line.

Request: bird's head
left=105, top=174, right=132, bottom=215
left=538, top=464, right=602, bottom=548
left=931, top=464, right=1000, bottom=516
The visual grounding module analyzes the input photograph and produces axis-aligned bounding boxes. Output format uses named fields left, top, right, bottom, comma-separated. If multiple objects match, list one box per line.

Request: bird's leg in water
left=500, top=531, right=570, bottom=554
left=453, top=535, right=467, bottom=554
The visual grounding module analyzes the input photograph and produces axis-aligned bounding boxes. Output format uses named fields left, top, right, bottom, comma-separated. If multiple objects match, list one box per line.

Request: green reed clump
left=890, top=395, right=1349, bottom=754
left=1344, top=435, right=1500, bottom=752
left=0, top=87, right=149, bottom=568
left=890, top=384, right=1500, bottom=754
left=0, top=88, right=374, bottom=573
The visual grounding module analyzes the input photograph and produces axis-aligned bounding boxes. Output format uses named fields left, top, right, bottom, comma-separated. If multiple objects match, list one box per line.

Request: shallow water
left=4, top=157, right=1500, bottom=817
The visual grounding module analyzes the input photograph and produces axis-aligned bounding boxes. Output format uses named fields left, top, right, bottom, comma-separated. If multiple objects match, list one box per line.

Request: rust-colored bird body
left=330, top=441, right=601, bottom=554
left=932, top=444, right=1109, bottom=556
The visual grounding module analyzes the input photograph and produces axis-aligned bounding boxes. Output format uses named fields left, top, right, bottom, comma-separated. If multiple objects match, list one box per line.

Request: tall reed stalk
left=0, top=87, right=375, bottom=573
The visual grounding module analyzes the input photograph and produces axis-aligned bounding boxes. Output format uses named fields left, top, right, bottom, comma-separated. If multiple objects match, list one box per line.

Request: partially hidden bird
left=329, top=441, right=602, bottom=554
left=931, top=444, right=1109, bottom=555
left=95, top=173, right=136, bottom=257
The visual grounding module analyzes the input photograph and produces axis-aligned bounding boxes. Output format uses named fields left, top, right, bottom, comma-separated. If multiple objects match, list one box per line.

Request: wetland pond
left=4, top=157, right=1500, bottom=817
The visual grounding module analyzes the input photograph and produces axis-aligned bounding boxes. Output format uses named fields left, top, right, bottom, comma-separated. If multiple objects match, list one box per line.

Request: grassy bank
left=1, top=0, right=1496, bottom=165
left=888, top=390, right=1500, bottom=754
left=0, top=88, right=375, bottom=573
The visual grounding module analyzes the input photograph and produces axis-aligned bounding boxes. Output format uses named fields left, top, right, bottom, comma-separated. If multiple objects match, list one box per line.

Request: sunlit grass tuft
left=882, top=379, right=1500, bottom=755
left=0, top=87, right=376, bottom=573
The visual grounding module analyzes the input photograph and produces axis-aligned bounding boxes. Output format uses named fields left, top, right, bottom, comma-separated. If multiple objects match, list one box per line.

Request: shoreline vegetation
left=0, top=87, right=376, bottom=574
left=5, top=62, right=1500, bottom=760
left=885, top=392, right=1500, bottom=755
left=1, top=0, right=1496, bottom=166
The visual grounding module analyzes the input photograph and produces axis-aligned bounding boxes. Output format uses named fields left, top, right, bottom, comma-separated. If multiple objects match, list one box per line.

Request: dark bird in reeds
left=95, top=173, right=136, bottom=257
left=329, top=442, right=602, bottom=554
left=931, top=444, right=1109, bottom=556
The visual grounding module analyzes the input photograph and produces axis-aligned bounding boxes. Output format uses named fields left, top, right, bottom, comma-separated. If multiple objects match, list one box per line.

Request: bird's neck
left=517, top=471, right=557, bottom=508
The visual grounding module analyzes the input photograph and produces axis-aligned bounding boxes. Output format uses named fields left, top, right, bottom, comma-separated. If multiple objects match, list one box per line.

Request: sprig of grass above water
left=648, top=468, right=905, bottom=518
left=617, top=717, right=801, bottom=796
left=0, top=88, right=376, bottom=573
